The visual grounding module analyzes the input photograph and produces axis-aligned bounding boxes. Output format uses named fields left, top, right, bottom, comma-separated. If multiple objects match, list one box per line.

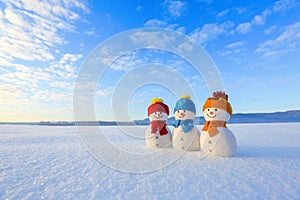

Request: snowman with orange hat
left=173, top=95, right=200, bottom=151
left=145, top=98, right=172, bottom=148
left=200, top=91, right=237, bottom=156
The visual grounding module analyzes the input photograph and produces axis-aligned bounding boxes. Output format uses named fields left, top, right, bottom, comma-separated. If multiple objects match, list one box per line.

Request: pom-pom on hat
left=202, top=91, right=233, bottom=116
left=173, top=95, right=196, bottom=114
left=148, top=98, right=170, bottom=116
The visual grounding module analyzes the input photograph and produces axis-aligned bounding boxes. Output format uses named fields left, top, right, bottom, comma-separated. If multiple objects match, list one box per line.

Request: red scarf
left=202, top=120, right=227, bottom=137
left=150, top=120, right=168, bottom=136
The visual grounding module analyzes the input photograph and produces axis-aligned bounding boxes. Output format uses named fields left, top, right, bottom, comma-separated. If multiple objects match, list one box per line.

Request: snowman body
left=145, top=111, right=172, bottom=148
left=200, top=107, right=237, bottom=156
left=173, top=110, right=200, bottom=151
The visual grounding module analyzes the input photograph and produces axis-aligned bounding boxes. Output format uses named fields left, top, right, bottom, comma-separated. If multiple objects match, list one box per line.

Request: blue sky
left=0, top=0, right=300, bottom=122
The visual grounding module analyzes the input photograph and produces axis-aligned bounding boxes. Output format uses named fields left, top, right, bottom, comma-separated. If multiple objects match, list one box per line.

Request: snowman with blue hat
left=172, top=95, right=200, bottom=151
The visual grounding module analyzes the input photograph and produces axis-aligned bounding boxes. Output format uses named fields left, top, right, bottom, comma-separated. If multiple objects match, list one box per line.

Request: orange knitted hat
left=202, top=91, right=232, bottom=116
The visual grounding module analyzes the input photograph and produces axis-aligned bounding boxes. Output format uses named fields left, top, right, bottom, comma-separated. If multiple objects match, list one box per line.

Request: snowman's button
left=208, top=141, right=212, bottom=144
left=180, top=138, right=184, bottom=141
left=156, top=143, right=159, bottom=147
left=209, top=149, right=212, bottom=152
left=155, top=136, right=159, bottom=139
left=181, top=147, right=185, bottom=150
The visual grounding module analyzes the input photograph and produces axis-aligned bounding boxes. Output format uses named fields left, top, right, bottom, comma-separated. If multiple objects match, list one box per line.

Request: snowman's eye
left=155, top=112, right=157, bottom=114
left=215, top=109, right=218, bottom=111
left=183, top=110, right=186, bottom=113
left=208, top=109, right=210, bottom=111
left=177, top=111, right=180, bottom=113
left=160, top=112, right=162, bottom=114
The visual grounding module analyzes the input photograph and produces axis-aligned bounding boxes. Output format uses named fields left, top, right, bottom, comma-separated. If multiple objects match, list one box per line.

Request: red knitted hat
left=148, top=98, right=169, bottom=116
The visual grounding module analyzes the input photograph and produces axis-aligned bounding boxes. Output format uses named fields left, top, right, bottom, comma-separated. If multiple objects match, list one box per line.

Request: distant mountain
left=1, top=110, right=300, bottom=126
left=135, top=110, right=300, bottom=125
left=229, top=110, right=300, bottom=124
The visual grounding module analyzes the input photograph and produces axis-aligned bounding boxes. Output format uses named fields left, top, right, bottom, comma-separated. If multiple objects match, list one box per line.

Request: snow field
left=0, top=123, right=299, bottom=199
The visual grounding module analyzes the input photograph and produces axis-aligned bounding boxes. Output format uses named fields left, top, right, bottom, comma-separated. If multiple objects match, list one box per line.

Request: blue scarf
left=173, top=119, right=194, bottom=133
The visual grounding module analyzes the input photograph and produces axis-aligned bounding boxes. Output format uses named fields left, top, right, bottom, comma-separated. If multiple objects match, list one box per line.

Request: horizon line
left=0, top=109, right=299, bottom=123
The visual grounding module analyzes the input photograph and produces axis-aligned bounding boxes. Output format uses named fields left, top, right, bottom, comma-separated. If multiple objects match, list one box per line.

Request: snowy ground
left=0, top=123, right=299, bottom=199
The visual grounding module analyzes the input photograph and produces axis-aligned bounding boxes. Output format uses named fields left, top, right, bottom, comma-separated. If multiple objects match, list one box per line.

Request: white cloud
left=236, top=7, right=247, bottom=15
left=273, top=0, right=299, bottom=13
left=0, top=1, right=90, bottom=121
left=130, top=30, right=177, bottom=49
left=236, top=22, right=252, bottom=34
left=59, top=53, right=83, bottom=64
left=0, top=66, right=40, bottom=88
left=49, top=81, right=72, bottom=89
left=49, top=93, right=72, bottom=101
left=46, top=53, right=82, bottom=79
left=0, top=83, right=38, bottom=108
left=253, top=9, right=271, bottom=25
left=4, top=7, right=30, bottom=28
left=236, top=9, right=271, bottom=34
left=164, top=0, right=188, bottom=19
left=96, top=89, right=112, bottom=98
left=84, top=29, right=96, bottom=35
left=264, top=25, right=278, bottom=35
left=236, top=0, right=298, bottom=35
left=220, top=41, right=247, bottom=59
left=144, top=19, right=186, bottom=33
left=226, top=41, right=245, bottom=49
left=32, top=71, right=53, bottom=81
left=255, top=22, right=300, bottom=57
left=0, top=0, right=89, bottom=62
left=31, top=90, right=50, bottom=101
left=143, top=20, right=234, bottom=48
left=129, top=99, right=145, bottom=105
left=108, top=52, right=146, bottom=71
left=217, top=7, right=247, bottom=18
left=176, top=40, right=195, bottom=53
left=144, top=19, right=168, bottom=27
left=217, top=9, right=230, bottom=17
left=190, top=21, right=234, bottom=46
left=0, top=51, right=83, bottom=115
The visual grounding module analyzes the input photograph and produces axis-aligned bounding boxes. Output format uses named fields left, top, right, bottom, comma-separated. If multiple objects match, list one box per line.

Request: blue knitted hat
left=173, top=95, right=196, bottom=114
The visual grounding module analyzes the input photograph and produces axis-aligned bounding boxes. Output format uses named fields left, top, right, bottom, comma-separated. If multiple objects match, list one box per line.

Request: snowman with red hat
left=200, top=91, right=237, bottom=156
left=173, top=95, right=200, bottom=151
left=145, top=98, right=172, bottom=148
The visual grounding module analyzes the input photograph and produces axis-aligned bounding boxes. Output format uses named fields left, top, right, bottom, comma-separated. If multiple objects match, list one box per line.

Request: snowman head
left=149, top=111, right=168, bottom=121
left=174, top=109, right=195, bottom=120
left=148, top=98, right=169, bottom=121
left=203, top=107, right=230, bottom=122
left=202, top=91, right=232, bottom=122
left=174, top=95, right=196, bottom=120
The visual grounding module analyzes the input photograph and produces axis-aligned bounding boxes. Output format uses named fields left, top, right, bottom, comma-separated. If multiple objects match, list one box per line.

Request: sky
left=0, top=0, right=300, bottom=122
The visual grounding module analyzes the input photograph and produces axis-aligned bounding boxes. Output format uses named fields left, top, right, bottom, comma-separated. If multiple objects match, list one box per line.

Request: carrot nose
left=210, top=111, right=214, bottom=115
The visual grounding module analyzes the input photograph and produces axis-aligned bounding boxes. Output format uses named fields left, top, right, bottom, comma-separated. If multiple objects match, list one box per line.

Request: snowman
left=200, top=91, right=237, bottom=156
left=145, top=98, right=172, bottom=148
left=173, top=95, right=200, bottom=151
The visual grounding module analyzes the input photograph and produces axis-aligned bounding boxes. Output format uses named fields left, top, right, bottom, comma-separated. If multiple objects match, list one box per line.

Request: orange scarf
left=202, top=120, right=227, bottom=137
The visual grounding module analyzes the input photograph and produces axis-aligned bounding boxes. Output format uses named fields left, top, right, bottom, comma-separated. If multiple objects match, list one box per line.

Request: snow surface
left=0, top=123, right=300, bottom=199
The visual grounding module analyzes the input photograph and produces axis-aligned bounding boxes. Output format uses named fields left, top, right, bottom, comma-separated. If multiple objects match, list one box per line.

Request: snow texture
left=1, top=123, right=300, bottom=199
left=201, top=127, right=237, bottom=157
left=145, top=126, right=172, bottom=148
